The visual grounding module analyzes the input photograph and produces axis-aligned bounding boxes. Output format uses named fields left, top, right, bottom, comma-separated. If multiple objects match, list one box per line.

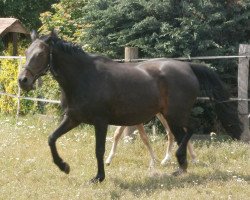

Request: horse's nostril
left=19, top=77, right=28, bottom=84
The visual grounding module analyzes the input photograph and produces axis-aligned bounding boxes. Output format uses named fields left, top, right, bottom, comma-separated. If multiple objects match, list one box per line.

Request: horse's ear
left=30, top=30, right=38, bottom=41
left=43, top=29, right=58, bottom=45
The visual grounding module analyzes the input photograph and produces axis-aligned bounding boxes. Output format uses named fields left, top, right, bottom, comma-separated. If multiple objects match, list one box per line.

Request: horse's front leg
left=48, top=115, right=80, bottom=174
left=91, top=121, right=108, bottom=183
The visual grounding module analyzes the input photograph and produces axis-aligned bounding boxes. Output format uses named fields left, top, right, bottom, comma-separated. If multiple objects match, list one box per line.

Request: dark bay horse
left=18, top=30, right=242, bottom=183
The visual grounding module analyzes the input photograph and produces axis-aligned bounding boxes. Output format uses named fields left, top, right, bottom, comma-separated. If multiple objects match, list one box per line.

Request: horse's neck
left=52, top=50, right=95, bottom=98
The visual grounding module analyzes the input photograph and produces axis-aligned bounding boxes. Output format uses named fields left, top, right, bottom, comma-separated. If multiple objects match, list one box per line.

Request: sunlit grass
left=0, top=114, right=249, bottom=200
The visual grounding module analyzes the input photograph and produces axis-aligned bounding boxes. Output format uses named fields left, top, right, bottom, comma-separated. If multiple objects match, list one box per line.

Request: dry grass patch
left=0, top=114, right=249, bottom=200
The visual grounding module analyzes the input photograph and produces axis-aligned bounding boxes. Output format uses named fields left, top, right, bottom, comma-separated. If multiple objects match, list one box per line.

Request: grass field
left=0, top=114, right=249, bottom=200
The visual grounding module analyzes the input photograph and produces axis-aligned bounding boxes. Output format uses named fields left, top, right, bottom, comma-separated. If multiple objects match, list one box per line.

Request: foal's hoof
left=161, top=158, right=170, bottom=166
left=105, top=159, right=111, bottom=166
left=161, top=155, right=171, bottom=166
left=59, top=162, right=70, bottom=174
left=191, top=159, right=198, bottom=164
left=172, top=168, right=187, bottom=176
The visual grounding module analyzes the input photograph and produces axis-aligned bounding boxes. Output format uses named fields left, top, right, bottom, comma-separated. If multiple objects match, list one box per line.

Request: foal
left=106, top=113, right=196, bottom=168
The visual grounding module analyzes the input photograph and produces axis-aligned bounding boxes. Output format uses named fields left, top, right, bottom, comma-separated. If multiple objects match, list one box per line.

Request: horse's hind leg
left=106, top=126, right=126, bottom=165
left=167, top=121, right=193, bottom=176
left=136, top=124, right=157, bottom=169
left=157, top=113, right=196, bottom=165
left=48, top=115, right=80, bottom=174
left=175, top=128, right=193, bottom=175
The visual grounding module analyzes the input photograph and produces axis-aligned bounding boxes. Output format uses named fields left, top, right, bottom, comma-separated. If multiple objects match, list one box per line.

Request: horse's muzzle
left=18, top=70, right=35, bottom=92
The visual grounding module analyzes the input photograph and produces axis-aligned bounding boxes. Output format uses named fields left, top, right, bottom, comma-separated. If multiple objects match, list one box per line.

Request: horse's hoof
left=90, top=175, right=105, bottom=183
left=172, top=168, right=187, bottom=176
left=61, top=162, right=70, bottom=174
left=106, top=162, right=111, bottom=166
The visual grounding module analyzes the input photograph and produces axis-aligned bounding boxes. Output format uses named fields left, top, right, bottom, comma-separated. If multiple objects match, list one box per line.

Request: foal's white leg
left=155, top=114, right=174, bottom=166
left=105, top=126, right=126, bottom=165
left=161, top=132, right=175, bottom=166
left=136, top=124, right=157, bottom=169
left=187, top=141, right=197, bottom=163
left=157, top=113, right=197, bottom=165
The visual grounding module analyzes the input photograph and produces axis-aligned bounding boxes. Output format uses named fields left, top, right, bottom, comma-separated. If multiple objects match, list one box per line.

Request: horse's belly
left=108, top=96, right=160, bottom=125
left=109, top=112, right=156, bottom=126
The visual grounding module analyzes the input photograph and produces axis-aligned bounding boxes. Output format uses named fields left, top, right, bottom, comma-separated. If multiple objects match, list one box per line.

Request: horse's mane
left=89, top=54, right=114, bottom=63
left=41, top=35, right=86, bottom=56
left=41, top=35, right=114, bottom=63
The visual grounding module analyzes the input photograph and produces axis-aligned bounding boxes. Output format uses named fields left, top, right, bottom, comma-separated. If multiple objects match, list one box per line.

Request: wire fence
left=114, top=55, right=250, bottom=62
left=0, top=54, right=250, bottom=117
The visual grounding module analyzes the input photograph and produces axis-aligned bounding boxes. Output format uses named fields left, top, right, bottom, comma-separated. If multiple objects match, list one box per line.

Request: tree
left=80, top=0, right=250, bottom=59
left=0, top=0, right=59, bottom=30
left=39, top=0, right=89, bottom=43
left=39, top=0, right=250, bottom=59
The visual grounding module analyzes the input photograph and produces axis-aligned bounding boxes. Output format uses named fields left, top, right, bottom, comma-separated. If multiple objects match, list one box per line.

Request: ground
left=0, top=114, right=249, bottom=200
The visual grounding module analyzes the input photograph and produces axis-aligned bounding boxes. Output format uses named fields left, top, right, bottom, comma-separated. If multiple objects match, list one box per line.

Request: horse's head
left=18, top=30, right=57, bottom=91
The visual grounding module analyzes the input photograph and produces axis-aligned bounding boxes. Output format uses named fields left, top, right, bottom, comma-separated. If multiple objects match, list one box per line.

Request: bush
left=0, top=58, right=20, bottom=114
left=0, top=43, right=61, bottom=115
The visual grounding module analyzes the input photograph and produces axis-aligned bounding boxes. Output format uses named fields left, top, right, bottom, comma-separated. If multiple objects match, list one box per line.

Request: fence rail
left=0, top=56, right=25, bottom=59
left=114, top=55, right=250, bottom=62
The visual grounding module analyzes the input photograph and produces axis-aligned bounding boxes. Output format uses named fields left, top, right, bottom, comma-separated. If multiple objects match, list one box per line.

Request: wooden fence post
left=238, top=44, right=250, bottom=142
left=125, top=47, right=138, bottom=62
left=12, top=33, right=18, bottom=56
left=16, top=57, right=22, bottom=118
left=124, top=47, right=138, bottom=137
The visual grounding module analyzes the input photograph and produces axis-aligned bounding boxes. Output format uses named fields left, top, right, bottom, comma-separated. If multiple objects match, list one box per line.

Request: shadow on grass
left=110, top=170, right=250, bottom=198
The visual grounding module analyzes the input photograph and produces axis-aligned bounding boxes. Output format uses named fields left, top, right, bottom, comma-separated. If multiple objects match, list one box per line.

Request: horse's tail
left=190, top=63, right=243, bottom=140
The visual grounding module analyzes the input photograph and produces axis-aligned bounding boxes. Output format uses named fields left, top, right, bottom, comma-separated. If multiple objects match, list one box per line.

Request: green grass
left=0, top=114, right=249, bottom=200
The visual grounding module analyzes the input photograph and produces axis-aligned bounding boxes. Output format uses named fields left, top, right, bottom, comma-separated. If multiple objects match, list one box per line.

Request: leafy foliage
left=39, top=0, right=250, bottom=71
left=0, top=58, right=20, bottom=114
left=0, top=0, right=58, bottom=29
left=39, top=0, right=249, bottom=133
left=1, top=0, right=249, bottom=133
left=0, top=44, right=33, bottom=114
left=39, top=0, right=89, bottom=43
left=80, top=0, right=250, bottom=59
left=0, top=43, right=61, bottom=115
